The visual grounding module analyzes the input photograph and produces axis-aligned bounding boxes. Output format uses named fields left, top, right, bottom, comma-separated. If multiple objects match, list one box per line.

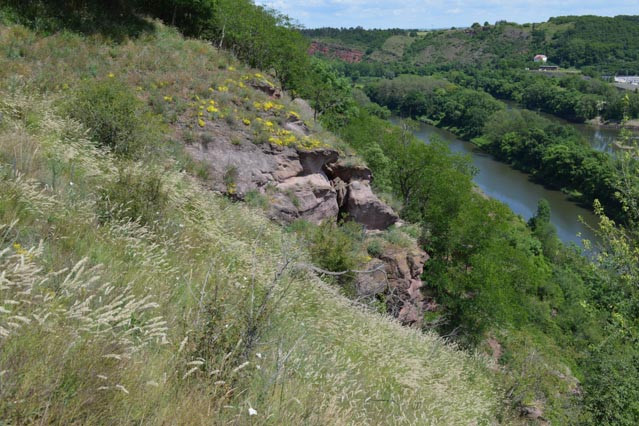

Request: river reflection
left=394, top=118, right=600, bottom=246
left=504, top=100, right=635, bottom=154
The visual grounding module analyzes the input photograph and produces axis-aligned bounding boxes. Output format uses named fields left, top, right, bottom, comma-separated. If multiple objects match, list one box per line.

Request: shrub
left=366, top=238, right=384, bottom=257
left=98, top=167, right=167, bottom=226
left=66, top=78, right=162, bottom=157
left=289, top=220, right=365, bottom=289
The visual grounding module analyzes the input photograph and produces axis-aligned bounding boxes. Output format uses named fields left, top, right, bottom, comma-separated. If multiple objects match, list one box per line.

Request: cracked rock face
left=185, top=126, right=400, bottom=228
left=185, top=124, right=431, bottom=327
left=346, top=180, right=398, bottom=230
left=356, top=246, right=430, bottom=327
left=270, top=174, right=339, bottom=224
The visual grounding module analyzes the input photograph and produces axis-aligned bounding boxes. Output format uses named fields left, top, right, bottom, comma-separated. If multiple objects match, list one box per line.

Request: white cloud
left=254, top=0, right=639, bottom=29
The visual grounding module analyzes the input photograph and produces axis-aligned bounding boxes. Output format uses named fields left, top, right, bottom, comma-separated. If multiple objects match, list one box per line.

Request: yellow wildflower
left=107, top=72, right=115, bottom=78
left=217, top=86, right=229, bottom=92
left=242, top=118, right=251, bottom=125
left=13, top=242, right=27, bottom=255
left=207, top=106, right=219, bottom=113
left=163, top=96, right=173, bottom=102
left=228, top=66, right=236, bottom=71
left=288, top=110, right=300, bottom=120
left=198, top=118, right=206, bottom=127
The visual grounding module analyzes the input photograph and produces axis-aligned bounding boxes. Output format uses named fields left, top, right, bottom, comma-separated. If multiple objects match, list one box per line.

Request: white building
left=614, top=76, right=639, bottom=85
left=533, top=54, right=548, bottom=63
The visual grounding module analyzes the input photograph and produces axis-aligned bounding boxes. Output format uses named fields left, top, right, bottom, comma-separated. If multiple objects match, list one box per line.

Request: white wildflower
left=115, top=384, right=129, bottom=394
left=248, top=407, right=257, bottom=416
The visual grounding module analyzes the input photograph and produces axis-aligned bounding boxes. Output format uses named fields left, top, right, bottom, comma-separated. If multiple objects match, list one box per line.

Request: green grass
left=0, top=21, right=499, bottom=424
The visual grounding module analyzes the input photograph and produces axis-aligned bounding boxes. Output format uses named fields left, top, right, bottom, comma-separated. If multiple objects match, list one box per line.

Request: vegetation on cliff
left=0, top=19, right=498, bottom=424
left=1, top=1, right=639, bottom=424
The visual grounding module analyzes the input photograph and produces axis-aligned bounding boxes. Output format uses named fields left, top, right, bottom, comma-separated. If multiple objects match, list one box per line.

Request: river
left=394, top=118, right=600, bottom=246
left=503, top=100, right=630, bottom=154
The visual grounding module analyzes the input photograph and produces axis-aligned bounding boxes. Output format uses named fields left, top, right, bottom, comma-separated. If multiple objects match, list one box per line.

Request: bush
left=98, top=167, right=167, bottom=226
left=288, top=220, right=365, bottom=288
left=67, top=78, right=162, bottom=157
left=366, top=239, right=384, bottom=257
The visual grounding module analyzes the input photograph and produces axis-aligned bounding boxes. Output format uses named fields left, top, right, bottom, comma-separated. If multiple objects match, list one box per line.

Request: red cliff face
left=308, top=41, right=364, bottom=63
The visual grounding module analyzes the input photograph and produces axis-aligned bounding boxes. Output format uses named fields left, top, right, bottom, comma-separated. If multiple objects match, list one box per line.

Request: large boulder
left=326, top=159, right=372, bottom=182
left=270, top=174, right=339, bottom=224
left=298, top=148, right=339, bottom=175
left=346, top=180, right=398, bottom=230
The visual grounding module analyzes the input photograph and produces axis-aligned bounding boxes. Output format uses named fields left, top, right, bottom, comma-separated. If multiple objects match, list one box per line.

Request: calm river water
left=392, top=118, right=600, bottom=246
left=504, top=100, right=627, bottom=154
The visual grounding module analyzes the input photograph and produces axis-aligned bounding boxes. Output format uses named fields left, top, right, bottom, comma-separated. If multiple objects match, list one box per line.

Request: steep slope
left=0, top=22, right=499, bottom=424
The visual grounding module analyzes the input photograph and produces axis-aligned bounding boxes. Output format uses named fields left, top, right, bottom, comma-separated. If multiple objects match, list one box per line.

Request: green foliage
left=288, top=220, right=365, bottom=288
left=547, top=15, right=639, bottom=74
left=366, top=238, right=384, bottom=257
left=0, top=0, right=153, bottom=39
left=366, top=75, right=503, bottom=139
left=581, top=339, right=639, bottom=425
left=297, top=58, right=356, bottom=127
left=479, top=108, right=622, bottom=220
left=66, top=78, right=163, bottom=158
left=301, top=27, right=407, bottom=51
left=528, top=199, right=561, bottom=258
left=98, top=167, right=167, bottom=226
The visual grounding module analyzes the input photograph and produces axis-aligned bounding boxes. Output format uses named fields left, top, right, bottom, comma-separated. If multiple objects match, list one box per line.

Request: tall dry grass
left=0, top=21, right=499, bottom=425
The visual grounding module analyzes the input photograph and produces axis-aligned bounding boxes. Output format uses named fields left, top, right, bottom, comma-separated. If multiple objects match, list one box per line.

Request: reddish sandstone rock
left=346, top=180, right=398, bottom=230
left=271, top=174, right=339, bottom=224
left=308, top=41, right=364, bottom=63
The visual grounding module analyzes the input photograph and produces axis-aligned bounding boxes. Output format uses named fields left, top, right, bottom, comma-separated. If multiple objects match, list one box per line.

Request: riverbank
left=394, top=117, right=599, bottom=246
left=587, top=116, right=639, bottom=131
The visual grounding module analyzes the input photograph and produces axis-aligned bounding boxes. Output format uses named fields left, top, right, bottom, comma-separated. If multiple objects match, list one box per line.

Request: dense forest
left=1, top=1, right=639, bottom=425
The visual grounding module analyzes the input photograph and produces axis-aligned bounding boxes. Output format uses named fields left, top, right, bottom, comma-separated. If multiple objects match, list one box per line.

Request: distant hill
left=303, top=16, right=639, bottom=74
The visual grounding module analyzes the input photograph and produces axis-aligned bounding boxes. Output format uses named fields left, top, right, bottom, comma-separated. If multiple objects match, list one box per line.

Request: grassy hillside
left=306, top=16, right=639, bottom=74
left=0, top=21, right=499, bottom=424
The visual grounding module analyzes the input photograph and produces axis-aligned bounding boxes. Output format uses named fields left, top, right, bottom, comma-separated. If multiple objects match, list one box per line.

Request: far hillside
left=304, top=15, right=639, bottom=75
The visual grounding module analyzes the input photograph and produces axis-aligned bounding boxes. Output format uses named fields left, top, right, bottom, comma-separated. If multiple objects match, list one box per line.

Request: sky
left=254, top=0, right=639, bottom=29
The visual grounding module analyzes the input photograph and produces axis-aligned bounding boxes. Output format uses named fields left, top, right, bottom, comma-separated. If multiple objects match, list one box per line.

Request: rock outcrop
left=345, top=180, right=398, bottom=230
left=185, top=124, right=400, bottom=229
left=308, top=41, right=364, bottom=63
left=270, top=174, right=339, bottom=224
left=356, top=245, right=430, bottom=327
left=184, top=113, right=430, bottom=325
left=326, top=159, right=372, bottom=182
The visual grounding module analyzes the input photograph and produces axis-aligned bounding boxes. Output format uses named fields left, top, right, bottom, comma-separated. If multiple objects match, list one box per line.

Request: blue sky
left=254, top=0, right=639, bottom=29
